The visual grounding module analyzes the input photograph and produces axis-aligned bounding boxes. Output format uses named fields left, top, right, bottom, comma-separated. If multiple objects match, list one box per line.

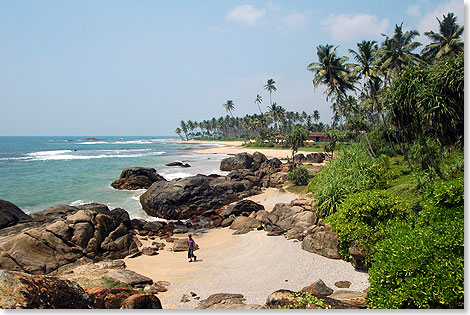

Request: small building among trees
left=307, top=131, right=329, bottom=143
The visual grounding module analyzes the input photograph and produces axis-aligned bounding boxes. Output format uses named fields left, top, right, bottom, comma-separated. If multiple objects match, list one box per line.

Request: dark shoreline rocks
left=166, top=161, right=191, bottom=168
left=0, top=199, right=32, bottom=229
left=111, top=167, right=166, bottom=190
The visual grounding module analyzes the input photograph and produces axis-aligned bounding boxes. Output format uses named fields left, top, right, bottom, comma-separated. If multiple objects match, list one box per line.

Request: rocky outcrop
left=301, top=224, right=341, bottom=259
left=140, top=152, right=287, bottom=220
left=111, top=167, right=166, bottom=190
left=219, top=200, right=264, bottom=218
left=229, top=217, right=262, bottom=231
left=0, top=200, right=32, bottom=229
left=106, top=269, right=153, bottom=288
left=300, top=279, right=334, bottom=296
left=166, top=161, right=191, bottom=168
left=86, top=287, right=139, bottom=309
left=294, top=153, right=327, bottom=164
left=196, top=293, right=262, bottom=309
left=0, top=270, right=94, bottom=309
left=0, top=204, right=138, bottom=275
left=140, top=174, right=261, bottom=220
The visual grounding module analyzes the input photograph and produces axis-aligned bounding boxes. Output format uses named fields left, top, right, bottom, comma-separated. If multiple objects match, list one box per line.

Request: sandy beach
left=124, top=188, right=369, bottom=309
left=175, top=139, right=295, bottom=160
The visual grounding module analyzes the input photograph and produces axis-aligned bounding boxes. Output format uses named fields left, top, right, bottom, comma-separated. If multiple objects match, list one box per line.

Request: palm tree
left=175, top=127, right=183, bottom=140
left=307, top=44, right=356, bottom=123
left=421, top=12, right=464, bottom=61
left=254, top=94, right=263, bottom=114
left=179, top=120, right=189, bottom=140
left=223, top=100, right=235, bottom=118
left=264, top=79, right=277, bottom=106
left=313, top=110, right=320, bottom=123
left=376, top=23, right=422, bottom=82
left=268, top=102, right=285, bottom=132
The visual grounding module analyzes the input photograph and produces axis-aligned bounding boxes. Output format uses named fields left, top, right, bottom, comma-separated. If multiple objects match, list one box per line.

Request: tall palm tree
left=421, top=12, right=464, bottom=61
left=254, top=94, right=263, bottom=114
left=268, top=102, right=285, bottom=132
left=175, top=127, right=183, bottom=140
left=264, top=79, right=277, bottom=106
left=376, top=23, right=422, bottom=82
left=307, top=44, right=356, bottom=123
left=179, top=120, right=188, bottom=140
left=223, top=100, right=235, bottom=118
left=313, top=110, right=320, bottom=123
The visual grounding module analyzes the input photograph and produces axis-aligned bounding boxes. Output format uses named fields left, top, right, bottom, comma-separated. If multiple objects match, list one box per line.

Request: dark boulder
left=111, top=167, right=166, bottom=190
left=305, top=153, right=327, bottom=163
left=220, top=153, right=254, bottom=171
left=197, top=293, right=261, bottom=309
left=86, top=286, right=139, bottom=309
left=140, top=175, right=260, bottom=220
left=120, top=294, right=162, bottom=309
left=0, top=200, right=32, bottom=229
left=166, top=161, right=191, bottom=168
left=301, top=224, right=341, bottom=259
left=301, top=279, right=334, bottom=296
left=0, top=270, right=94, bottom=309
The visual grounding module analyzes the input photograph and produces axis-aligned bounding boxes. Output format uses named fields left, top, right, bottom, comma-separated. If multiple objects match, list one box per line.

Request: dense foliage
left=366, top=175, right=464, bottom=308
left=326, top=190, right=412, bottom=263
left=307, top=143, right=384, bottom=217
left=288, top=166, right=311, bottom=186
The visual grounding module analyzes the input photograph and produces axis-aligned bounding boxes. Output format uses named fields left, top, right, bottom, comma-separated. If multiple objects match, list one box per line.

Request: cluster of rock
left=0, top=269, right=163, bottom=309
left=0, top=201, right=138, bottom=275
left=139, top=152, right=287, bottom=220
left=111, top=167, right=166, bottom=190
left=294, top=152, right=327, bottom=164
left=194, top=279, right=366, bottom=309
left=166, top=161, right=191, bottom=168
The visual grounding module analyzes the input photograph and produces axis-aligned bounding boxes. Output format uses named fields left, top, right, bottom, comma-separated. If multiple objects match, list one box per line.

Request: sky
left=0, top=0, right=465, bottom=136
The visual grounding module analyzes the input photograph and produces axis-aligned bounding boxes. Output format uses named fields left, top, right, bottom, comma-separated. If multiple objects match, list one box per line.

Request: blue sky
left=0, top=0, right=464, bottom=136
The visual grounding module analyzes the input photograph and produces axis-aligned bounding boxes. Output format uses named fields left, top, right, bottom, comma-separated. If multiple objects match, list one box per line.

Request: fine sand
left=124, top=189, right=369, bottom=309
left=175, top=139, right=293, bottom=160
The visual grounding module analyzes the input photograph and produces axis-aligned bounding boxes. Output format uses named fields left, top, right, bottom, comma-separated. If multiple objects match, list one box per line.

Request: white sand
left=124, top=188, right=369, bottom=309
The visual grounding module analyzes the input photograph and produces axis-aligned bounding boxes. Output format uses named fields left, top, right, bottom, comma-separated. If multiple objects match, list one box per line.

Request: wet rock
left=0, top=200, right=32, bottom=229
left=111, top=167, right=166, bottom=190
left=166, top=161, right=191, bottom=168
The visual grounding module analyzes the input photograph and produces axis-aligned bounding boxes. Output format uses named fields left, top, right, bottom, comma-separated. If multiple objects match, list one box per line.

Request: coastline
left=173, top=139, right=292, bottom=160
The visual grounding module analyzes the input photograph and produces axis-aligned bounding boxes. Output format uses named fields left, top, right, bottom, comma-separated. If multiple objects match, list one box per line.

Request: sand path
left=124, top=189, right=369, bottom=309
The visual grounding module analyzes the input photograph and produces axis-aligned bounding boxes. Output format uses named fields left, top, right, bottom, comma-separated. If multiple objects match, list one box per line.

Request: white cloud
left=406, top=4, right=421, bottom=17
left=416, top=0, right=464, bottom=44
left=226, top=5, right=266, bottom=26
left=266, top=1, right=281, bottom=11
left=322, top=13, right=390, bottom=42
left=278, top=11, right=307, bottom=33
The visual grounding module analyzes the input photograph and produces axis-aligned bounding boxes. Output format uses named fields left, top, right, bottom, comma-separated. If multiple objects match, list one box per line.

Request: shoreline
left=124, top=187, right=369, bottom=309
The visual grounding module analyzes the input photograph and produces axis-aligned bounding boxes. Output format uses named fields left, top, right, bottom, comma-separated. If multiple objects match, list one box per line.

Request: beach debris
left=180, top=294, right=190, bottom=303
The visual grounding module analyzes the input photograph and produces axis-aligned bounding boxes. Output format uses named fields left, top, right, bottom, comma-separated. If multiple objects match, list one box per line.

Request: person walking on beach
left=187, top=234, right=197, bottom=262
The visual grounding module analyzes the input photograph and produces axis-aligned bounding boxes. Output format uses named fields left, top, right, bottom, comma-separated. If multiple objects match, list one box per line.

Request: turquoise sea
left=0, top=136, right=228, bottom=220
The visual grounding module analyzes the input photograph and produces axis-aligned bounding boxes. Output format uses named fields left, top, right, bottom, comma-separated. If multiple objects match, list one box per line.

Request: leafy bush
left=326, top=190, right=412, bottom=263
left=282, top=292, right=330, bottom=309
left=409, top=137, right=441, bottom=170
left=307, top=143, right=384, bottom=217
left=367, top=175, right=464, bottom=309
left=288, top=166, right=311, bottom=186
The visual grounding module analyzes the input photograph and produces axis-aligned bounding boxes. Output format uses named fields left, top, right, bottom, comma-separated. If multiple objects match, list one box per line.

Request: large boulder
left=220, top=153, right=254, bottom=171
left=229, top=217, right=262, bottom=231
left=264, top=289, right=365, bottom=309
left=140, top=174, right=260, bottom=220
left=305, top=153, right=327, bottom=163
left=196, top=293, right=262, bottom=309
left=0, top=200, right=32, bottom=229
left=0, top=204, right=138, bottom=275
left=301, top=224, right=341, bottom=259
left=111, top=167, right=166, bottom=190
left=300, top=279, right=334, bottom=296
left=0, top=270, right=94, bottom=309
left=120, top=294, right=162, bottom=309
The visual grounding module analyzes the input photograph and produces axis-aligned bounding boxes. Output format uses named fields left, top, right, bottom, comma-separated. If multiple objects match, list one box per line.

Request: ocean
left=0, top=136, right=229, bottom=220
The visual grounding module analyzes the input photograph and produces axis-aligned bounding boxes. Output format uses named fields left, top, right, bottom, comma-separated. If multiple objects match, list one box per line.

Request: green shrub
left=288, top=166, right=311, bottom=186
left=367, top=175, right=464, bottom=309
left=307, top=143, right=384, bottom=217
left=282, top=292, right=330, bottom=309
left=326, top=190, right=412, bottom=263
